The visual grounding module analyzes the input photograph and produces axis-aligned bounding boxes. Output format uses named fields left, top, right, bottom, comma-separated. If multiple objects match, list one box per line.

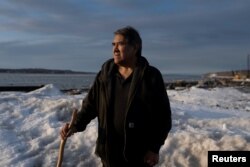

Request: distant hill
left=0, top=68, right=95, bottom=74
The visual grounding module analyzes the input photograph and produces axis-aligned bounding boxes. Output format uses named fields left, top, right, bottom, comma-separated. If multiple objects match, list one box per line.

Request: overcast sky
left=0, top=0, right=250, bottom=74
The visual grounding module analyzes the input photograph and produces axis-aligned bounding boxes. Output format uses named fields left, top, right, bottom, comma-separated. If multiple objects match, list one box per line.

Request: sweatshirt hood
left=100, top=56, right=149, bottom=81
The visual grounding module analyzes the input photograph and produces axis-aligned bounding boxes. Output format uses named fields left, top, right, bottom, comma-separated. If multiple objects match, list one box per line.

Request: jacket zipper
left=103, top=81, right=110, bottom=167
left=123, top=100, right=131, bottom=162
left=122, top=66, right=146, bottom=161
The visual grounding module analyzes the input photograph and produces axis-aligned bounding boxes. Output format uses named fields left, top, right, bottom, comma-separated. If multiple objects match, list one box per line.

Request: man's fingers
left=144, top=151, right=159, bottom=167
left=146, top=160, right=156, bottom=166
left=66, top=128, right=73, bottom=137
left=60, top=123, right=70, bottom=140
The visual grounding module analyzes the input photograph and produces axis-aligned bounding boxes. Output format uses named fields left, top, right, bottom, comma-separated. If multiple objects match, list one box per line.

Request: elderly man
left=61, top=26, right=172, bottom=167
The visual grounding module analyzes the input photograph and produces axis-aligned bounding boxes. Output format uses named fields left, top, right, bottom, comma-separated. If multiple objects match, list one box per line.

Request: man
left=60, top=26, right=172, bottom=167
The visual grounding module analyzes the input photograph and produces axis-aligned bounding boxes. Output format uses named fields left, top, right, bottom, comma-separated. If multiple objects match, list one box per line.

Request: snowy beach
left=0, top=84, right=249, bottom=167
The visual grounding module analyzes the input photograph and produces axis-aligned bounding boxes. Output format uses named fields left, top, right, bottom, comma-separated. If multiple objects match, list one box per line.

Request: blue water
left=0, top=73, right=96, bottom=90
left=163, top=74, right=202, bottom=82
left=0, top=73, right=201, bottom=90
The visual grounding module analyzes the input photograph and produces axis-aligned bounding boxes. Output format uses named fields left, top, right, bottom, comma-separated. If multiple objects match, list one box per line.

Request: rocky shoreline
left=1, top=72, right=249, bottom=93
left=1, top=79, right=249, bottom=94
left=166, top=70, right=250, bottom=90
left=0, top=85, right=44, bottom=92
left=165, top=77, right=250, bottom=95
left=166, top=79, right=250, bottom=90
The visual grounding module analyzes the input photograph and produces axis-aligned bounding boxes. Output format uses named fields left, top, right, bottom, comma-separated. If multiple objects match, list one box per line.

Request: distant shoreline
left=0, top=69, right=249, bottom=93
left=0, top=68, right=95, bottom=74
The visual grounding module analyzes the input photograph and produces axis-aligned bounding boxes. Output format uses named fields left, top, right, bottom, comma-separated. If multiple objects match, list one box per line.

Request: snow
left=0, top=85, right=249, bottom=167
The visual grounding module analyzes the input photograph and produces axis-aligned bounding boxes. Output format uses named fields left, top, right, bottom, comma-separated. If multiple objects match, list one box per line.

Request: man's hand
left=144, top=151, right=159, bottom=167
left=60, top=123, right=76, bottom=140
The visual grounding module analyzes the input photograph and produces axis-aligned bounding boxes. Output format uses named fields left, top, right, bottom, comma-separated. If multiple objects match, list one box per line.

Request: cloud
left=0, top=0, right=250, bottom=74
left=3, top=0, right=249, bottom=45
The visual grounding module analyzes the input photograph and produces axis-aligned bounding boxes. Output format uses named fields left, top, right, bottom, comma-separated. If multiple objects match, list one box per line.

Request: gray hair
left=114, top=26, right=142, bottom=57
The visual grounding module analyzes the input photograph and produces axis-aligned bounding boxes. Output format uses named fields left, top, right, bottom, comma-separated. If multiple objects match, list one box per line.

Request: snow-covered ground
left=0, top=84, right=249, bottom=167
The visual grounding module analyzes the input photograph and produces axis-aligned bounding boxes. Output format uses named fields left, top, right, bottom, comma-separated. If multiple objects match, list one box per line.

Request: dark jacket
left=74, top=56, right=172, bottom=164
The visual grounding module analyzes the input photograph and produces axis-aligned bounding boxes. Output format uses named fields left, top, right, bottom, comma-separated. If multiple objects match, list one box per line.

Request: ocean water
left=163, top=73, right=202, bottom=82
left=0, top=73, right=96, bottom=90
left=0, top=73, right=201, bottom=90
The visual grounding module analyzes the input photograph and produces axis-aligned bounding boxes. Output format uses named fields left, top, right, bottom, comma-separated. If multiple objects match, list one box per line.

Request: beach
left=0, top=84, right=249, bottom=167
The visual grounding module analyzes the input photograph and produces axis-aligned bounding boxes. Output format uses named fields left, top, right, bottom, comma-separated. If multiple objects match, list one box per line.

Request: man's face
left=112, top=34, right=136, bottom=66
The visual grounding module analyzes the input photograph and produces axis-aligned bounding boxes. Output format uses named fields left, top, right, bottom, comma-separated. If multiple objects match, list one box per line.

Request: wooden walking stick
left=56, top=110, right=77, bottom=167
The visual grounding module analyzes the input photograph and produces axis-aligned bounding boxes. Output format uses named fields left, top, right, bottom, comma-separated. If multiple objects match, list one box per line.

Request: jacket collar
left=101, top=56, right=149, bottom=80
left=128, top=56, right=148, bottom=104
left=100, top=56, right=148, bottom=106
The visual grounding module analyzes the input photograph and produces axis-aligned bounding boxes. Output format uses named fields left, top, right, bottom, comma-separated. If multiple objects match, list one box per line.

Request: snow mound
left=0, top=87, right=249, bottom=167
left=27, top=84, right=63, bottom=97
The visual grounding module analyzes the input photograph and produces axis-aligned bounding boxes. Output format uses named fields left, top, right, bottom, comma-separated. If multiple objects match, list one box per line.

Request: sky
left=0, top=0, right=250, bottom=75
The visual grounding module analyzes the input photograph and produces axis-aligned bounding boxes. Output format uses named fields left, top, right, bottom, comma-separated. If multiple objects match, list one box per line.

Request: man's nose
left=113, top=45, right=119, bottom=52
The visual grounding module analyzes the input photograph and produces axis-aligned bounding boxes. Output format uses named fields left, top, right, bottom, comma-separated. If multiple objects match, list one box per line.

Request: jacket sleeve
left=74, top=72, right=101, bottom=132
left=148, top=68, right=172, bottom=153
